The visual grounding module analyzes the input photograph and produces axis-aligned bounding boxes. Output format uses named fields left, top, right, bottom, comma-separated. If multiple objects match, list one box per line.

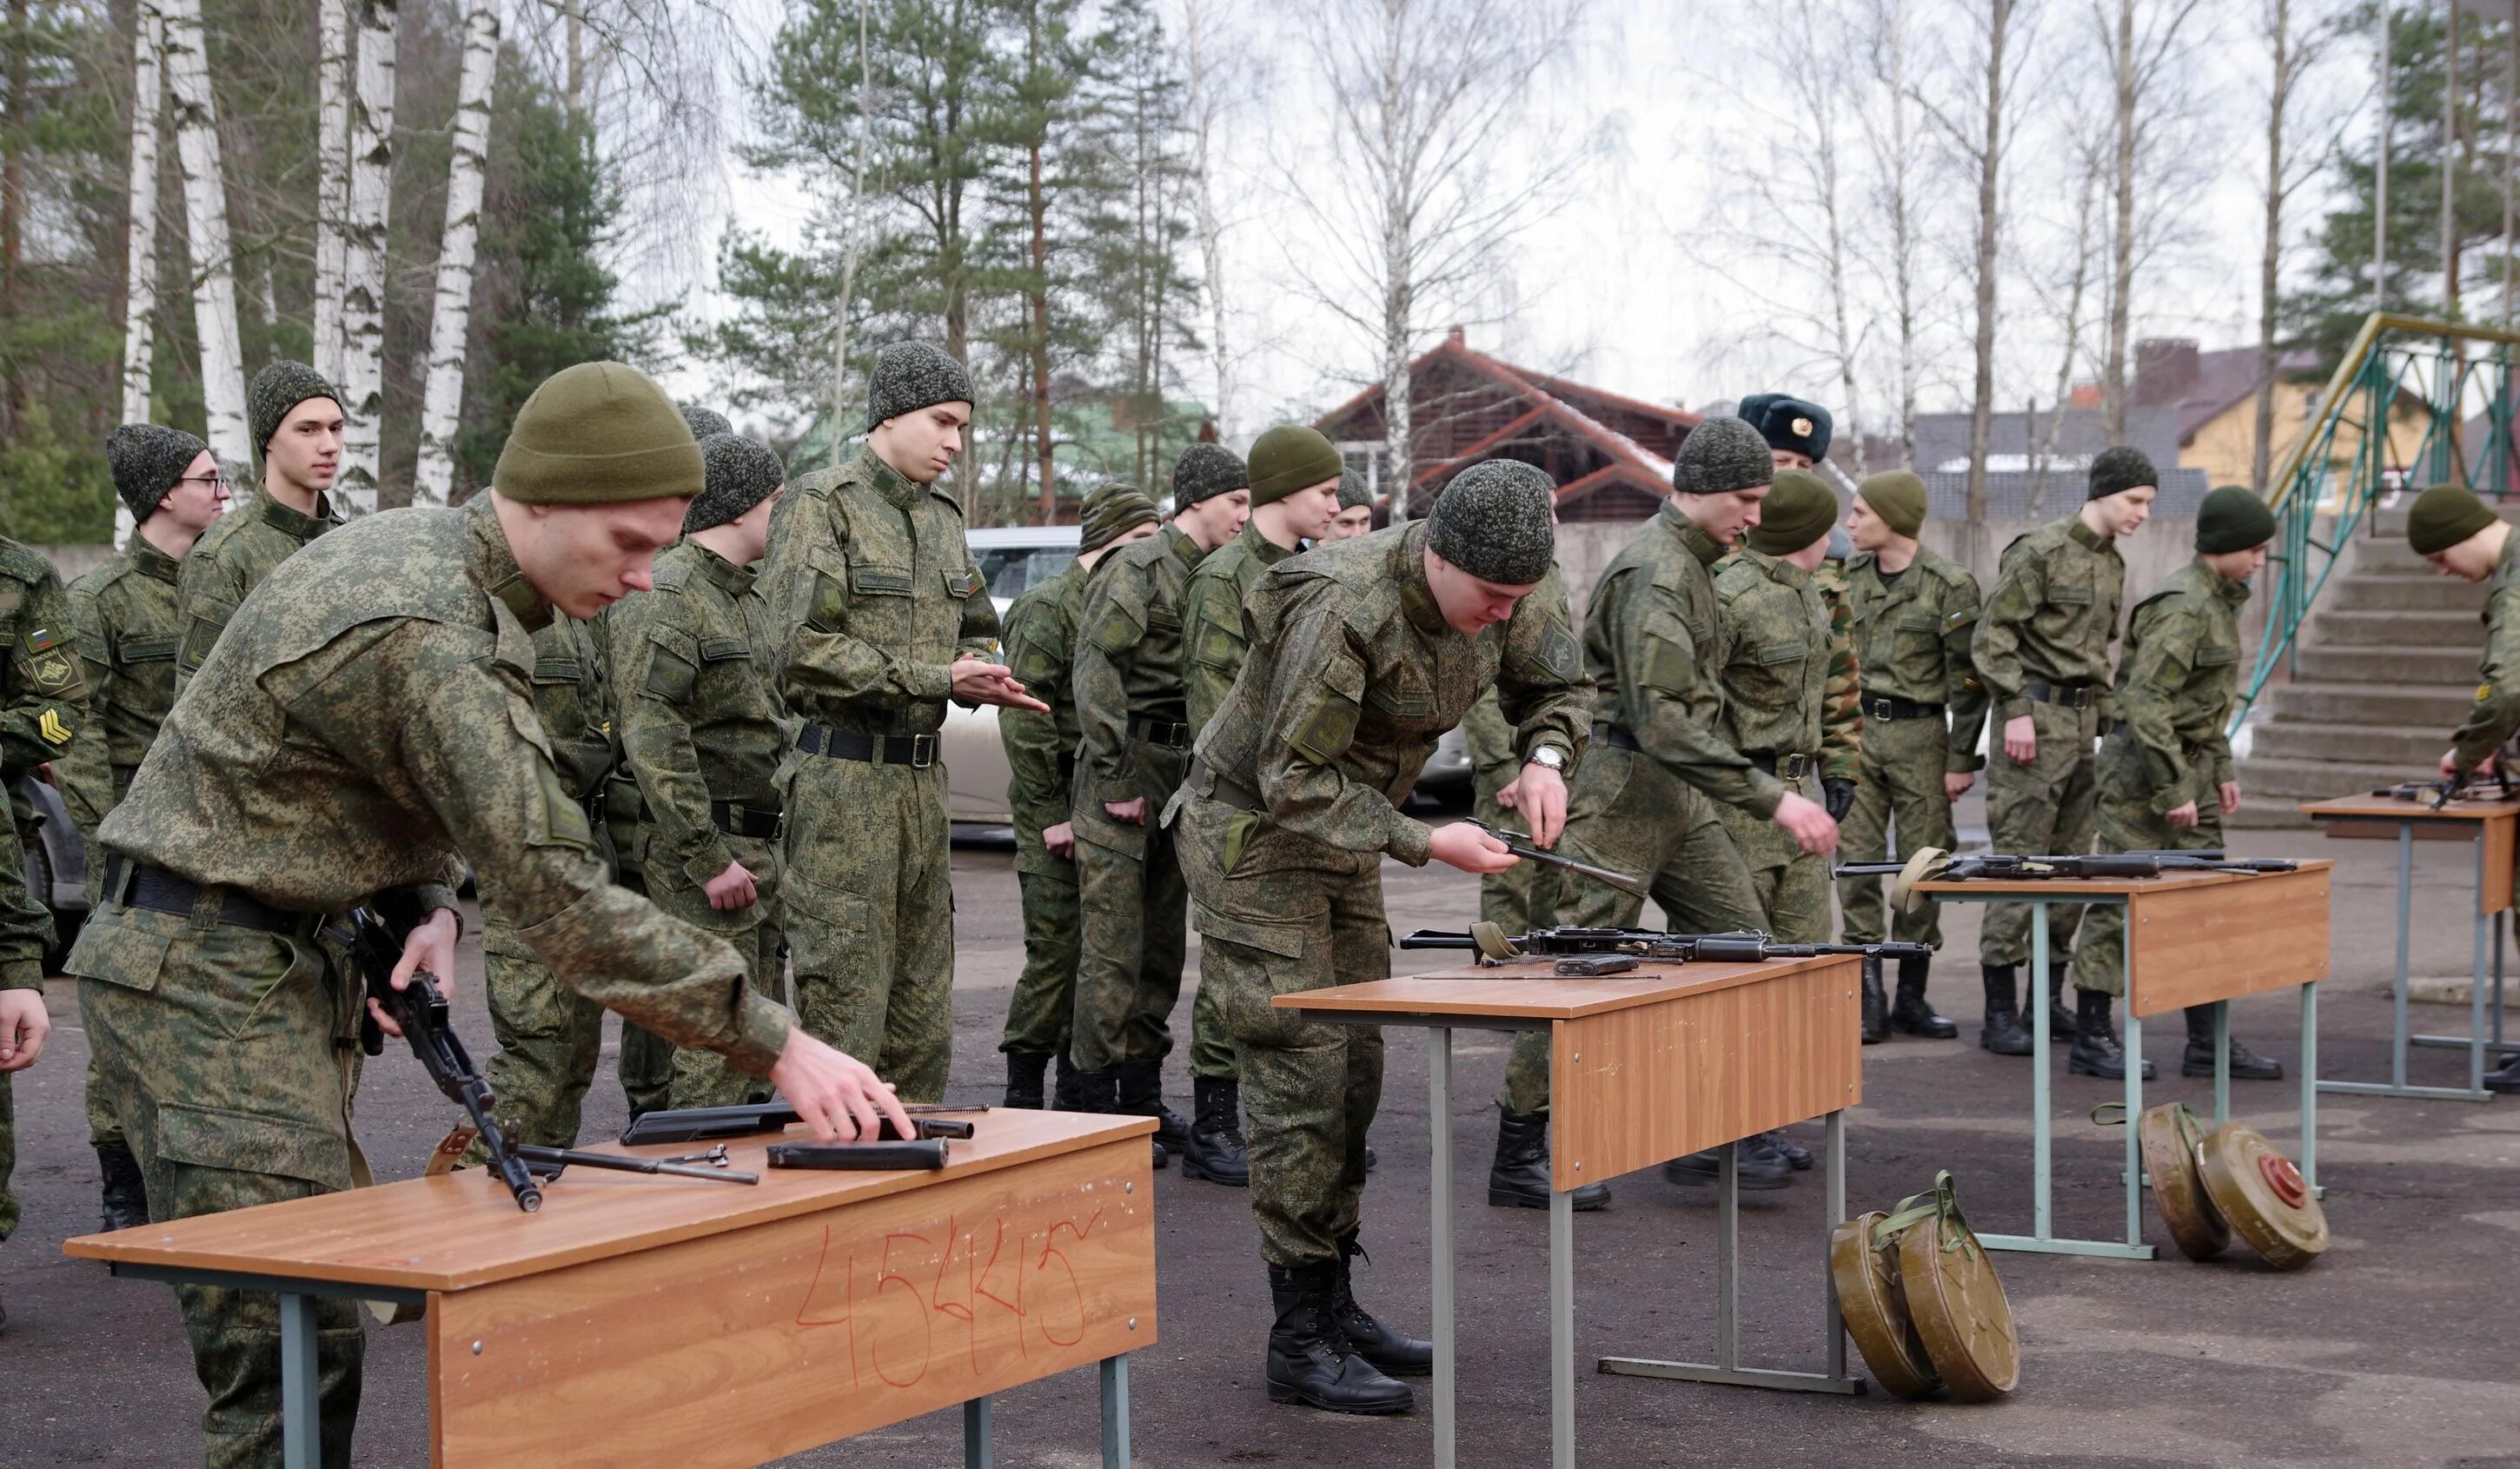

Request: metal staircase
left=2228, top=315, right=2517, bottom=828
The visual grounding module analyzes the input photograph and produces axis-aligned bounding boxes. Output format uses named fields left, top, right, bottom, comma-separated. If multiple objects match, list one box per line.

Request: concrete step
left=2232, top=753, right=2417, bottom=804
left=2329, top=571, right=2488, bottom=613
left=2265, top=679, right=2477, bottom=727
left=2247, top=720, right=2450, bottom=767
left=2308, top=608, right=2484, bottom=647
left=2292, top=641, right=2484, bottom=684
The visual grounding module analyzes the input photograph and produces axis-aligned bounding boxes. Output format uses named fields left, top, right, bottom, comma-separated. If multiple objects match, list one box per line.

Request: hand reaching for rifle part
left=1497, top=761, right=1568, bottom=848
left=769, top=1029, right=913, bottom=1142
left=952, top=654, right=1049, bottom=712
left=1429, top=821, right=1519, bottom=874
left=370, top=907, right=460, bottom=1039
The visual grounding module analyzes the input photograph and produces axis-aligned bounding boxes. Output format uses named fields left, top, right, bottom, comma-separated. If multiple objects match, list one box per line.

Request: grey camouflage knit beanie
left=2088, top=445, right=2159, bottom=501
left=684, top=434, right=786, bottom=534
left=107, top=422, right=209, bottom=521
left=1170, top=442, right=1250, bottom=506
left=1428, top=459, right=1556, bottom=585
left=1079, top=482, right=1161, bottom=553
left=1672, top=417, right=1775, bottom=495
left=248, top=360, right=341, bottom=457
left=865, top=341, right=975, bottom=430
left=1336, top=465, right=1371, bottom=512
left=680, top=403, right=733, bottom=441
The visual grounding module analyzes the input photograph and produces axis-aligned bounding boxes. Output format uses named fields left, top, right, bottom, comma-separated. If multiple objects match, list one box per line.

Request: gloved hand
left=1821, top=777, right=1857, bottom=823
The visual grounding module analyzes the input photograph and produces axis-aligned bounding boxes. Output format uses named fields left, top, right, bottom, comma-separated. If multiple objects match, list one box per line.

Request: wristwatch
left=1523, top=745, right=1568, bottom=772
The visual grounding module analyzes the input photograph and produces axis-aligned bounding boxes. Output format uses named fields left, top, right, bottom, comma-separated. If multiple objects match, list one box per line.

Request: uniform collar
left=2202, top=559, right=2253, bottom=608
left=1659, top=498, right=1728, bottom=567
left=1754, top=548, right=1811, bottom=587
left=465, top=495, right=554, bottom=632
left=1396, top=522, right=1449, bottom=634
left=127, top=535, right=184, bottom=584
left=1240, top=519, right=1298, bottom=566
left=855, top=442, right=925, bottom=512
left=255, top=486, right=338, bottom=542
left=1164, top=522, right=1209, bottom=570
left=693, top=542, right=759, bottom=595
left=2066, top=515, right=2112, bottom=552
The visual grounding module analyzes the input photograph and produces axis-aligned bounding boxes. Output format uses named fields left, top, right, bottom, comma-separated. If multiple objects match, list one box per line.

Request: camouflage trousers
left=1473, top=777, right=1537, bottom=934
left=1711, top=769, right=1832, bottom=944
left=1175, top=795, right=1383, bottom=1267
left=1980, top=700, right=2101, bottom=968
left=649, top=830, right=786, bottom=1111
left=1837, top=712, right=1961, bottom=948
left=1072, top=810, right=1233, bottom=1079
left=481, top=911, right=605, bottom=1149
left=1501, top=748, right=1767, bottom=1114
left=2068, top=734, right=2223, bottom=997
left=71, top=902, right=366, bottom=1469
left=1001, top=832, right=1079, bottom=1058
left=782, top=754, right=955, bottom=1103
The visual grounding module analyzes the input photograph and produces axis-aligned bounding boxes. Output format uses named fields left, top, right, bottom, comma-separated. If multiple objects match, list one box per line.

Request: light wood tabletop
left=1912, top=858, right=2333, bottom=899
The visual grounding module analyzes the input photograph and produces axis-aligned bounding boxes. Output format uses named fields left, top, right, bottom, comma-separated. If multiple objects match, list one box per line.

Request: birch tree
left=2094, top=0, right=2205, bottom=440
left=337, top=0, right=401, bottom=514
left=115, top=0, right=164, bottom=548
left=2251, top=0, right=2337, bottom=492
left=412, top=0, right=500, bottom=506
left=1860, top=0, right=1929, bottom=467
left=312, top=0, right=351, bottom=383
left=157, top=0, right=249, bottom=466
left=1287, top=0, right=1591, bottom=503
left=1182, top=0, right=1237, bottom=444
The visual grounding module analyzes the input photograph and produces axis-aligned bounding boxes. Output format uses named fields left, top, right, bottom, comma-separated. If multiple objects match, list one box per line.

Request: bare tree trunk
left=119, top=0, right=162, bottom=429
left=2251, top=0, right=2293, bottom=495
left=1794, top=0, right=1865, bottom=475
left=2443, top=0, right=2459, bottom=322
left=1025, top=3, right=1052, bottom=523
left=1964, top=0, right=2014, bottom=567
left=411, top=0, right=497, bottom=508
left=2102, top=0, right=2137, bottom=441
left=336, top=0, right=401, bottom=515
left=1879, top=0, right=1920, bottom=466
left=1377, top=0, right=1413, bottom=504
left=830, top=0, right=866, bottom=469
left=312, top=0, right=350, bottom=383
left=3, top=0, right=26, bottom=435
left=2376, top=3, right=2391, bottom=311
left=1184, top=0, right=1233, bottom=447
left=2033, top=156, right=2102, bottom=516
left=159, top=0, right=249, bottom=467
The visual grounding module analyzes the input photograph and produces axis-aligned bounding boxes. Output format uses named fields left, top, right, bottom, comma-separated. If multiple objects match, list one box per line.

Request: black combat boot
left=1486, top=1108, right=1611, bottom=1210
left=2046, top=963, right=2079, bottom=1043
left=1979, top=964, right=2033, bottom=1055
left=1860, top=954, right=1890, bottom=1045
left=1051, top=1053, right=1091, bottom=1111
left=96, top=1140, right=149, bottom=1233
left=1762, top=1130, right=1814, bottom=1169
left=1333, top=1234, right=1434, bottom=1377
left=2487, top=1052, right=2520, bottom=1093
left=1078, top=1064, right=1168, bottom=1168
left=1178, top=1076, right=1252, bottom=1186
left=1117, top=1058, right=1192, bottom=1152
left=2066, top=987, right=2157, bottom=1080
left=1002, top=1050, right=1051, bottom=1110
left=1663, top=1138, right=1795, bottom=1190
left=1890, top=954, right=1958, bottom=1039
left=1265, top=1261, right=1414, bottom=1413
left=2182, top=1005, right=2283, bottom=1080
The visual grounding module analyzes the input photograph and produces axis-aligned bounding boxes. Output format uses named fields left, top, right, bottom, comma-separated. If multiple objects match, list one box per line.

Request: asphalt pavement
left=6, top=810, right=2519, bottom=1466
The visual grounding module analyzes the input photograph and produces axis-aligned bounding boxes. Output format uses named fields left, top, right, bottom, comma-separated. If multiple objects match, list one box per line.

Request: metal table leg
left=2122, top=1008, right=2145, bottom=1250
left=2301, top=982, right=2323, bottom=1198
left=2322, top=819, right=2497, bottom=1101
left=1550, top=1178, right=1574, bottom=1469
left=2415, top=843, right=2520, bottom=1056
left=2213, top=1001, right=2232, bottom=1127
left=1099, top=1354, right=1131, bottom=1469
left=1429, top=1026, right=1455, bottom=1469
left=1822, top=1110, right=1847, bottom=1382
left=281, top=1292, right=320, bottom=1469
left=964, top=1397, right=992, bottom=1469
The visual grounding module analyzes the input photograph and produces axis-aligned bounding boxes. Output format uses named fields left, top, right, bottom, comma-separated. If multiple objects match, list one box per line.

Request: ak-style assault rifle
left=2374, top=767, right=2515, bottom=810
left=1460, top=820, right=1645, bottom=896
left=1832, top=846, right=2301, bottom=918
left=1399, top=923, right=1932, bottom=971
left=353, top=910, right=759, bottom=1211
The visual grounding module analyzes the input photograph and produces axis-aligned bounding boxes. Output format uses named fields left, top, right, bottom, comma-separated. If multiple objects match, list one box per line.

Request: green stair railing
left=2230, top=313, right=2520, bottom=737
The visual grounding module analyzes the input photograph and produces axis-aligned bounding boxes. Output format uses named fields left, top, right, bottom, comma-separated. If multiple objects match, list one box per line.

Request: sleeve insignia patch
left=37, top=708, right=70, bottom=745
left=2480, top=684, right=2497, bottom=703
left=31, top=651, right=75, bottom=690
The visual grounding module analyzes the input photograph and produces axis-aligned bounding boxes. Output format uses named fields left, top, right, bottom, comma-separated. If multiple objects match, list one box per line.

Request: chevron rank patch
left=37, top=708, right=70, bottom=746
left=2482, top=684, right=2497, bottom=704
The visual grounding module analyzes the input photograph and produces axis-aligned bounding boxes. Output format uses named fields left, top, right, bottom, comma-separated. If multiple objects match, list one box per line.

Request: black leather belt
left=1748, top=752, right=1818, bottom=781
left=104, top=855, right=303, bottom=934
left=1131, top=715, right=1193, bottom=750
left=2023, top=681, right=2103, bottom=709
left=1861, top=694, right=1944, bottom=721
left=710, top=801, right=784, bottom=839
left=1191, top=757, right=1264, bottom=813
left=1593, top=723, right=1643, bottom=752
left=797, top=724, right=937, bottom=768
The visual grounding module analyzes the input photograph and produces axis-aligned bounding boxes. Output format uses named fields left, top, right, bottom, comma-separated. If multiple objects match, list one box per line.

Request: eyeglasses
left=177, top=474, right=231, bottom=492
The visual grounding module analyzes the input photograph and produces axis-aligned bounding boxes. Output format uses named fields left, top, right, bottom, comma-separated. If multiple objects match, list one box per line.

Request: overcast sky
left=654, top=0, right=2381, bottom=449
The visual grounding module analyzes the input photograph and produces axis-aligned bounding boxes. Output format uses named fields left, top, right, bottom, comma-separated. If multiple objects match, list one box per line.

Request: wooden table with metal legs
left=66, top=1110, right=1158, bottom=1469
left=1277, top=952, right=1863, bottom=1469
left=1913, top=861, right=2332, bottom=1261
left=2300, top=794, right=2516, bottom=1101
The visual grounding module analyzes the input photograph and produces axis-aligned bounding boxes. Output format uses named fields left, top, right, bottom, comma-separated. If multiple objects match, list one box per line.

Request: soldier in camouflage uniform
left=611, top=434, right=798, bottom=1111
left=1183, top=426, right=1343, bottom=734
left=763, top=342, right=1034, bottom=1102
left=175, top=362, right=344, bottom=692
left=998, top=485, right=1160, bottom=1110
left=67, top=362, right=905, bottom=1465
left=0, top=511, right=86, bottom=1331
left=1708, top=470, right=1841, bottom=942
left=1322, top=467, right=1376, bottom=542
left=1738, top=394, right=1861, bottom=819
left=60, top=425, right=229, bottom=1231
left=2409, top=483, right=2520, bottom=1092
left=1973, top=445, right=2156, bottom=1071
left=1531, top=418, right=1838, bottom=1191
left=1071, top=443, right=1254, bottom=1176
left=2068, top=487, right=2283, bottom=1081
left=1836, top=469, right=1982, bottom=1042
left=1169, top=458, right=1587, bottom=1414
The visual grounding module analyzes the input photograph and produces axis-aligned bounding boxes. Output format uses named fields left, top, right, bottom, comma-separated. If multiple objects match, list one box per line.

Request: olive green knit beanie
left=2407, top=483, right=2498, bottom=556
left=493, top=362, right=705, bottom=505
left=1247, top=425, right=1343, bottom=506
left=1856, top=469, right=1927, bottom=538
left=1747, top=469, right=1838, bottom=555
left=2194, top=485, right=2276, bottom=554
